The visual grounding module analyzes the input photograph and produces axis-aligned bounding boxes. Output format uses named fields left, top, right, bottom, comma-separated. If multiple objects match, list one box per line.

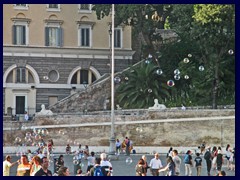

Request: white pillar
left=109, top=4, right=115, bottom=155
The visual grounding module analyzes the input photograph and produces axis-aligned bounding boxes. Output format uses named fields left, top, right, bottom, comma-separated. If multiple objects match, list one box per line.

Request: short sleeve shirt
left=3, top=160, right=12, bottom=176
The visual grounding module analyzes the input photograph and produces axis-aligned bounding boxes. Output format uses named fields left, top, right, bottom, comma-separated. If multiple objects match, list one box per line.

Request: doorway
left=16, top=96, right=25, bottom=114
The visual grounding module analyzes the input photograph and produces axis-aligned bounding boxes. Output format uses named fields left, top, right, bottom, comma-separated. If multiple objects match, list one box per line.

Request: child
left=194, top=153, right=202, bottom=176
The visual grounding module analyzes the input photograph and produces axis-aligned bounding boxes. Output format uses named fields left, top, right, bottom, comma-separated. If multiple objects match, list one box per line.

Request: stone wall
left=3, top=109, right=235, bottom=148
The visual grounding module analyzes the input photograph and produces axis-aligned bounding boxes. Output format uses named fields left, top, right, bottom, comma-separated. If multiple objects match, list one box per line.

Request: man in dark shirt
left=194, top=153, right=202, bottom=176
left=34, top=157, right=52, bottom=176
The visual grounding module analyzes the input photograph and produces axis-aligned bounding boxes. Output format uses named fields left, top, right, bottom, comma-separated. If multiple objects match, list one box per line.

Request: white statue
left=149, top=99, right=166, bottom=110
left=116, top=104, right=122, bottom=110
left=181, top=104, right=186, bottom=111
left=35, top=104, right=53, bottom=116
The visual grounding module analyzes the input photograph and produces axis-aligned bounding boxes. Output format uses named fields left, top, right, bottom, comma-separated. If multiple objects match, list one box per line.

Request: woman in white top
left=225, top=144, right=232, bottom=170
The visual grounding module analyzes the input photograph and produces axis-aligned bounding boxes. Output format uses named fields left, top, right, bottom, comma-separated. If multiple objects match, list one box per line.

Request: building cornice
left=3, top=46, right=135, bottom=59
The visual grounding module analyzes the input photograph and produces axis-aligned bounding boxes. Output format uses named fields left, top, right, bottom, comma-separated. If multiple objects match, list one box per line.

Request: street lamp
left=109, top=4, right=116, bottom=155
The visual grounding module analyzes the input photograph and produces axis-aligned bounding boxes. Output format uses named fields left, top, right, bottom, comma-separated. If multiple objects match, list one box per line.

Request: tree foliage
left=92, top=4, right=235, bottom=109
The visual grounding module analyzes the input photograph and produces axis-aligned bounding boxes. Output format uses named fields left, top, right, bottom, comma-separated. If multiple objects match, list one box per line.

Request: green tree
left=167, top=4, right=235, bottom=108
left=92, top=4, right=172, bottom=61
left=116, top=61, right=170, bottom=109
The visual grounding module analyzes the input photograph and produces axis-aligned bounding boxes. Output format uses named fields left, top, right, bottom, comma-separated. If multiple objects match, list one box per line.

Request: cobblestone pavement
left=4, top=153, right=235, bottom=176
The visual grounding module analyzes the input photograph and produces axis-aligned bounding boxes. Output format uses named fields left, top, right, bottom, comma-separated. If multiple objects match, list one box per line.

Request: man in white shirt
left=3, top=155, right=19, bottom=176
left=100, top=153, right=113, bottom=176
left=149, top=153, right=163, bottom=176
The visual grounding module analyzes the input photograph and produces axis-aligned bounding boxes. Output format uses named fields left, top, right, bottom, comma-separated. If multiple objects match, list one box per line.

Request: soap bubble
left=67, top=139, right=73, bottom=144
left=136, top=127, right=143, bottom=133
left=114, top=76, right=121, bottom=84
left=174, top=69, right=180, bottom=75
left=167, top=80, right=175, bottom=87
left=145, top=60, right=150, bottom=64
left=25, top=132, right=31, bottom=137
left=79, top=163, right=84, bottom=167
left=199, top=66, right=204, bottom=71
left=184, top=75, right=189, bottom=79
left=41, top=128, right=49, bottom=136
left=183, top=58, right=189, bottom=63
left=156, top=69, right=163, bottom=75
left=15, top=137, right=22, bottom=143
left=148, top=54, right=152, bottom=58
left=73, top=156, right=79, bottom=165
left=126, top=157, right=133, bottom=165
left=35, top=134, right=41, bottom=141
left=228, top=49, right=234, bottom=55
left=58, top=130, right=65, bottom=135
left=148, top=89, right=152, bottom=93
left=24, top=136, right=32, bottom=143
left=174, top=74, right=180, bottom=80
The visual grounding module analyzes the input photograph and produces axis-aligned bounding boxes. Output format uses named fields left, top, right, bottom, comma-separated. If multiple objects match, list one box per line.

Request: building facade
left=3, top=4, right=134, bottom=117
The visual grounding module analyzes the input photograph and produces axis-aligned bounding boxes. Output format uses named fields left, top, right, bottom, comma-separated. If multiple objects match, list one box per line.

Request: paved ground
left=4, top=153, right=235, bottom=176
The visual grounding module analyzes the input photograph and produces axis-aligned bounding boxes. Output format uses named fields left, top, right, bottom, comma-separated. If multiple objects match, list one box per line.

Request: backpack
left=101, top=166, right=110, bottom=176
left=204, top=151, right=211, bottom=160
left=184, top=154, right=189, bottom=163
left=94, top=166, right=103, bottom=176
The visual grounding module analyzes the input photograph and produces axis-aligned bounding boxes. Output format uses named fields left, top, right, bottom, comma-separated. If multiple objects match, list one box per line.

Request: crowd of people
left=3, top=139, right=235, bottom=176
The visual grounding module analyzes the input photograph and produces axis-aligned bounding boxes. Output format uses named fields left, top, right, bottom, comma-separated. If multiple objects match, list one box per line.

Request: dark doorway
left=16, top=96, right=25, bottom=114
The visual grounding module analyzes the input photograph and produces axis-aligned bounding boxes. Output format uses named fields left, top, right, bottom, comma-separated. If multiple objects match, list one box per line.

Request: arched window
left=5, top=67, right=34, bottom=83
left=70, top=69, right=96, bottom=85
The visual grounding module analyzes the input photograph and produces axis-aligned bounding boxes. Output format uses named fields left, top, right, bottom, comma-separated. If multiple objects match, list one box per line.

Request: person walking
left=225, top=144, right=231, bottom=170
left=194, top=153, right=202, bottom=176
left=158, top=156, right=175, bottom=176
left=125, top=137, right=130, bottom=156
left=172, top=149, right=181, bottom=176
left=142, top=155, right=149, bottom=176
left=149, top=153, right=163, bottom=176
left=30, top=155, right=42, bottom=176
left=135, top=158, right=145, bottom=176
left=216, top=150, right=224, bottom=174
left=55, top=154, right=64, bottom=173
left=3, top=155, right=19, bottom=176
left=115, top=139, right=121, bottom=155
left=184, top=150, right=193, bottom=176
left=204, top=146, right=212, bottom=176
left=34, top=157, right=52, bottom=176
left=100, top=153, right=113, bottom=176
left=16, top=154, right=31, bottom=176
left=86, top=151, right=95, bottom=173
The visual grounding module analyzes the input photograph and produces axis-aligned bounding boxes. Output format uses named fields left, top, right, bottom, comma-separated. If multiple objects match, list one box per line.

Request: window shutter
left=45, top=27, right=49, bottom=46
left=22, top=26, right=26, bottom=45
left=86, top=28, right=89, bottom=46
left=12, top=25, right=16, bottom=45
left=59, top=27, right=63, bottom=47
left=81, top=28, right=84, bottom=46
left=22, top=68, right=26, bottom=82
left=16, top=68, right=20, bottom=82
